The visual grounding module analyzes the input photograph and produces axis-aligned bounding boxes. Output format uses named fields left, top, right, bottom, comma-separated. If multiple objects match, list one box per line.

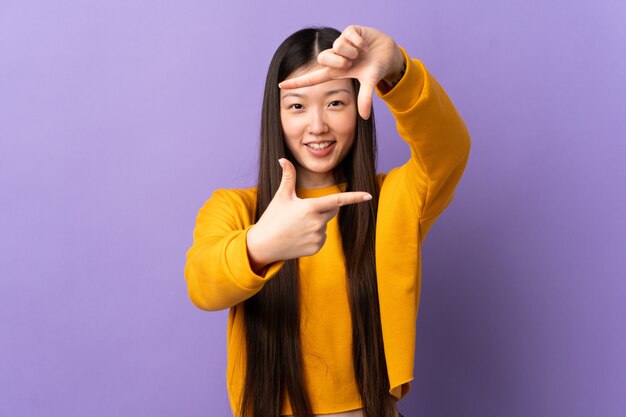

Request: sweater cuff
left=376, top=46, right=426, bottom=113
left=226, top=226, right=285, bottom=290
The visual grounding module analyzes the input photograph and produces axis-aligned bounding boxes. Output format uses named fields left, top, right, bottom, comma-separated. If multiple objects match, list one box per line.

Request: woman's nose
left=307, top=108, right=329, bottom=135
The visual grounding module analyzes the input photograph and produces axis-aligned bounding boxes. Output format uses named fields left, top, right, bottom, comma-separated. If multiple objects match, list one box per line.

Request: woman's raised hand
left=278, top=25, right=406, bottom=120
left=246, top=159, right=372, bottom=272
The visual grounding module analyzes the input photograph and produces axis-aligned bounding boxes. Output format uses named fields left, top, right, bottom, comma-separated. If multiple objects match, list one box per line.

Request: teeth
left=307, top=141, right=333, bottom=150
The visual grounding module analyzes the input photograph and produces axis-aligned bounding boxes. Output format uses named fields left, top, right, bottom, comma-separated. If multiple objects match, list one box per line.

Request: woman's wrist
left=246, top=226, right=274, bottom=275
left=379, top=45, right=407, bottom=93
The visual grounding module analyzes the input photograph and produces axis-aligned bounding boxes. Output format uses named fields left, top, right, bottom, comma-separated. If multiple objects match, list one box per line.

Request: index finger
left=278, top=67, right=333, bottom=89
left=309, top=191, right=373, bottom=212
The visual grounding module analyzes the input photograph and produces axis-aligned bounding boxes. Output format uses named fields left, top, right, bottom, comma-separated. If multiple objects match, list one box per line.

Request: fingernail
left=278, top=158, right=284, bottom=168
left=363, top=194, right=372, bottom=201
left=277, top=82, right=283, bottom=89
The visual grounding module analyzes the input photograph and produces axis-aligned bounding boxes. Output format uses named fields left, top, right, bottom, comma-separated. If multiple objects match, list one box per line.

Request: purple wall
left=1, top=1, right=625, bottom=416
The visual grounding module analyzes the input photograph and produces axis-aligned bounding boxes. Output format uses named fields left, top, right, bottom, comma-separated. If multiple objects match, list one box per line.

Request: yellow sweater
left=184, top=47, right=471, bottom=416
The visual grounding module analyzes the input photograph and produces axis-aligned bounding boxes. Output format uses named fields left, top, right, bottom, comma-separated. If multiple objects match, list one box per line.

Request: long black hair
left=240, top=26, right=396, bottom=417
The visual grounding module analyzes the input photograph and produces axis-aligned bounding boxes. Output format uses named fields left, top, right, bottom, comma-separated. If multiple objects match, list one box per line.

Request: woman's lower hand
left=246, top=158, right=372, bottom=271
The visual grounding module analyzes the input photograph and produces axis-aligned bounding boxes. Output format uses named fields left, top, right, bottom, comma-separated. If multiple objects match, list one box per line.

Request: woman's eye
left=329, top=100, right=343, bottom=107
left=289, top=103, right=303, bottom=110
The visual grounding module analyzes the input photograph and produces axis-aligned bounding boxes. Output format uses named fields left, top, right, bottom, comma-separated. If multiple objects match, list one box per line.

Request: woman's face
left=280, top=65, right=357, bottom=189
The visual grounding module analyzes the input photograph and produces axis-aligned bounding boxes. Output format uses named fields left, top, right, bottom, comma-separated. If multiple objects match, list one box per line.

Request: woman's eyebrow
left=281, top=88, right=352, bottom=100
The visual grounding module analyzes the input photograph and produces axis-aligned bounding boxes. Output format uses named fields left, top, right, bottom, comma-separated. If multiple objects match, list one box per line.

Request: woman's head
left=259, top=26, right=376, bottom=191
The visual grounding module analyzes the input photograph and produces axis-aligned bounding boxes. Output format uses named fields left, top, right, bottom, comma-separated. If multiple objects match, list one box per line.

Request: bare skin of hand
left=279, top=25, right=406, bottom=119
left=246, top=158, right=372, bottom=273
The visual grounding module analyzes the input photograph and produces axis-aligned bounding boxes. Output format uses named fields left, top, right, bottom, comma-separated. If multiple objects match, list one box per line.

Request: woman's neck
left=296, top=170, right=346, bottom=190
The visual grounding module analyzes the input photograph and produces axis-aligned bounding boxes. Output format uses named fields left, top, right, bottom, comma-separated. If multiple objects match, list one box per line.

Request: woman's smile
left=304, top=140, right=336, bottom=155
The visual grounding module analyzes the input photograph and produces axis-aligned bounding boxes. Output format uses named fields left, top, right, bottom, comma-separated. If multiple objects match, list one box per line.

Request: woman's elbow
left=184, top=262, right=230, bottom=312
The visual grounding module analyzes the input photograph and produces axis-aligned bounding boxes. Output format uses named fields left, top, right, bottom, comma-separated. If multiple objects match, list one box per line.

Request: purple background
left=1, top=1, right=625, bottom=416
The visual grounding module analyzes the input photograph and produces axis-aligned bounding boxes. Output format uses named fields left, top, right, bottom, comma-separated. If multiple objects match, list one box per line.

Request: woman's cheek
left=335, top=111, right=357, bottom=137
left=282, top=112, right=306, bottom=135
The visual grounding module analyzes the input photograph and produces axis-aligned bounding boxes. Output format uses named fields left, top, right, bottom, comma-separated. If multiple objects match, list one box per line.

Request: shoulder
left=208, top=186, right=257, bottom=209
left=189, top=186, right=258, bottom=246
left=197, top=186, right=258, bottom=225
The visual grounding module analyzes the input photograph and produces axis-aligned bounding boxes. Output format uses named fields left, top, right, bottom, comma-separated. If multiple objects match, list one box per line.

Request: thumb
left=357, top=80, right=375, bottom=120
left=276, top=158, right=297, bottom=198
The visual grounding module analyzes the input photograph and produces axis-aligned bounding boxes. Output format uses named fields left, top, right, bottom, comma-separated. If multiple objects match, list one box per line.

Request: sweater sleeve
left=184, top=189, right=285, bottom=311
left=376, top=47, right=471, bottom=241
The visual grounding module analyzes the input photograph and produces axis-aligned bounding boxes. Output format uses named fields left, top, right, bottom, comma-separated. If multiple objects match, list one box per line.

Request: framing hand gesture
left=279, top=25, right=406, bottom=119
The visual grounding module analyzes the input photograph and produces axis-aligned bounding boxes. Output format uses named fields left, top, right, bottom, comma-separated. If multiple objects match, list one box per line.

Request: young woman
left=184, top=25, right=471, bottom=417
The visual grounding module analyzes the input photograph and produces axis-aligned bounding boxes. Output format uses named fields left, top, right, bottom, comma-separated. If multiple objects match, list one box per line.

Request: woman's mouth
left=305, top=141, right=335, bottom=150
left=304, top=141, right=336, bottom=156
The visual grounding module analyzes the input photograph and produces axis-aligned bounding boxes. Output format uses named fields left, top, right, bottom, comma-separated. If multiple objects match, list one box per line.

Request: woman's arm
left=184, top=165, right=372, bottom=311
left=377, top=47, right=471, bottom=240
left=184, top=189, right=285, bottom=311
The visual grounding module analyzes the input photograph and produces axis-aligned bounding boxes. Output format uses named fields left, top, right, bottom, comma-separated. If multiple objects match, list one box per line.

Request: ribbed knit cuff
left=376, top=46, right=426, bottom=113
left=226, top=226, right=285, bottom=290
